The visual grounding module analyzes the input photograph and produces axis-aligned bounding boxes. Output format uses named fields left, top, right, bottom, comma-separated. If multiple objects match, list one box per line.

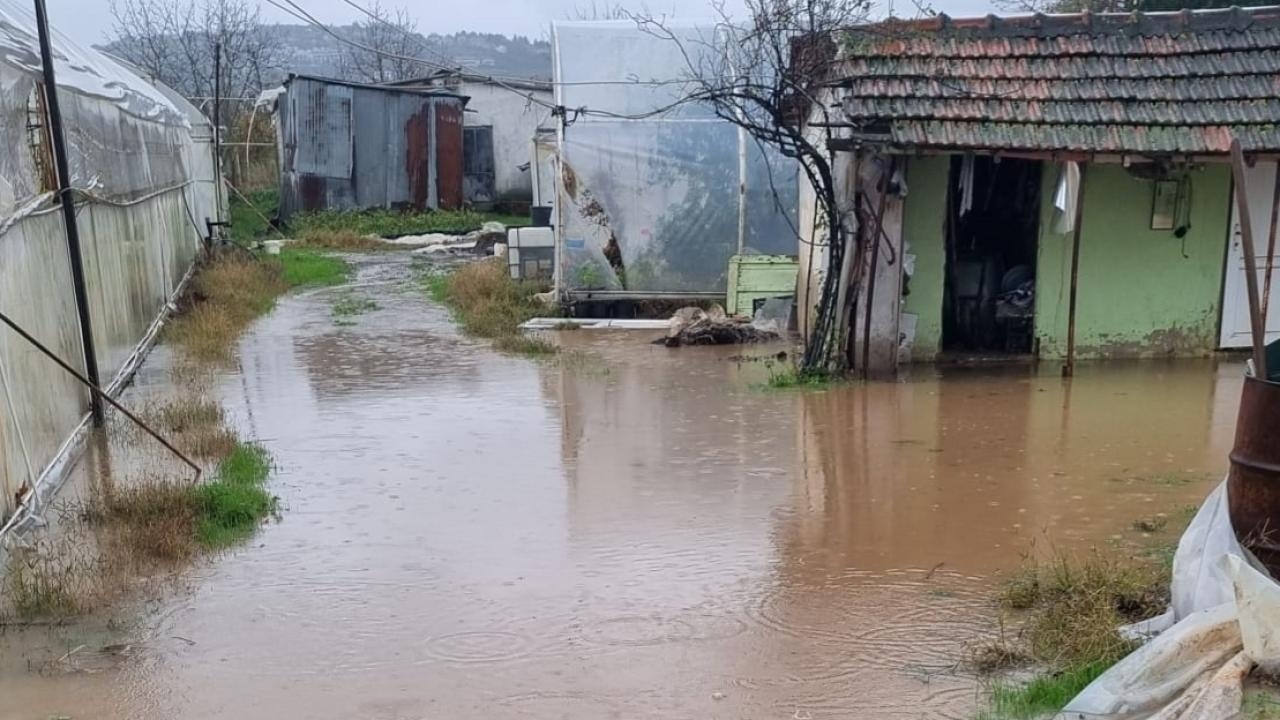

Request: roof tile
left=836, top=7, right=1280, bottom=153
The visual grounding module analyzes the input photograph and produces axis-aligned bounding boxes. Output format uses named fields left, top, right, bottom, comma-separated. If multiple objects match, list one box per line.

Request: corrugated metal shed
left=278, top=74, right=467, bottom=220
left=836, top=7, right=1280, bottom=154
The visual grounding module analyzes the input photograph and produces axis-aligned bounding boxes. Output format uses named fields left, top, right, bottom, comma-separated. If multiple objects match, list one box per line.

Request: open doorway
left=943, top=156, right=1042, bottom=355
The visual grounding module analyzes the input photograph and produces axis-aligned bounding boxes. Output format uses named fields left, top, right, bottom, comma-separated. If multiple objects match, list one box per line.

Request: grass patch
left=194, top=444, right=275, bottom=548
left=229, top=188, right=280, bottom=245
left=974, top=547, right=1173, bottom=718
left=761, top=363, right=842, bottom=390
left=165, top=251, right=289, bottom=363
left=979, top=660, right=1111, bottom=720
left=3, top=541, right=87, bottom=619
left=144, top=396, right=238, bottom=459
left=279, top=248, right=350, bottom=288
left=999, top=549, right=1169, bottom=666
left=297, top=229, right=394, bottom=251
left=424, top=258, right=556, bottom=356
left=80, top=443, right=275, bottom=561
left=294, top=208, right=527, bottom=238
left=331, top=291, right=379, bottom=320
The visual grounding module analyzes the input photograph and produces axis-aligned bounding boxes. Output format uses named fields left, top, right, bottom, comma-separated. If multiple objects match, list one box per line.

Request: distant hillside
left=101, top=25, right=552, bottom=88
left=252, top=25, right=551, bottom=83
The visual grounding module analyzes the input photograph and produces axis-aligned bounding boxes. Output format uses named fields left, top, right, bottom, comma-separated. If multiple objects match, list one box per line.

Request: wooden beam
left=1229, top=139, right=1270, bottom=379
left=1063, top=164, right=1088, bottom=378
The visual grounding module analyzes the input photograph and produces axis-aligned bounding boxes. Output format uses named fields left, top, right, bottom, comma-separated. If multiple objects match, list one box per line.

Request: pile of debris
left=401, top=222, right=508, bottom=256
left=657, top=306, right=780, bottom=347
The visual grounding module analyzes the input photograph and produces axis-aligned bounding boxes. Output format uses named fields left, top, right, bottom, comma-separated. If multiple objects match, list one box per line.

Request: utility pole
left=212, top=41, right=224, bottom=242
left=32, top=0, right=103, bottom=424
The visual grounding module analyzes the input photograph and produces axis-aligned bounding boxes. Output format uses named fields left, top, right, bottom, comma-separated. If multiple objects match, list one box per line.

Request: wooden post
left=1261, top=163, right=1280, bottom=324
left=1063, top=164, right=1088, bottom=378
left=1229, top=139, right=1269, bottom=379
left=860, top=161, right=892, bottom=378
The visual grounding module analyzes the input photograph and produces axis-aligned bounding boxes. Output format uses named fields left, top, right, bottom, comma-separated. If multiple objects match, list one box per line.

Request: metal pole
left=32, top=0, right=103, bottom=424
left=736, top=126, right=747, bottom=255
left=1063, top=163, right=1088, bottom=378
left=212, top=41, right=224, bottom=240
left=1229, top=139, right=1269, bottom=378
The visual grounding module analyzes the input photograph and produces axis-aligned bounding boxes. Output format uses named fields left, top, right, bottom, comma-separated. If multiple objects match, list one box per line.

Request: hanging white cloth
left=1053, top=161, right=1082, bottom=234
left=958, top=154, right=975, bottom=217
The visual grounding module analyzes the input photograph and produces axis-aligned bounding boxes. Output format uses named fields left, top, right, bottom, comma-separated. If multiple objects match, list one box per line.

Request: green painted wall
left=900, top=156, right=949, bottom=361
left=1035, top=163, right=1231, bottom=359
left=726, top=254, right=799, bottom=316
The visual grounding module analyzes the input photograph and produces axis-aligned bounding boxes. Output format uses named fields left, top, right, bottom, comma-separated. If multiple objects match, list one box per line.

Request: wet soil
left=0, top=254, right=1242, bottom=719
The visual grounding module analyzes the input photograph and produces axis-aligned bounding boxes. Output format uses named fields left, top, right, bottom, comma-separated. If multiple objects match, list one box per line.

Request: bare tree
left=634, top=0, right=871, bottom=373
left=338, top=2, right=428, bottom=83
left=108, top=0, right=285, bottom=126
left=571, top=2, right=645, bottom=20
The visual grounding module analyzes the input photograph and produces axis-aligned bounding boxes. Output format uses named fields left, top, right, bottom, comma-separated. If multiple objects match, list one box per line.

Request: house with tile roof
left=802, top=6, right=1280, bottom=370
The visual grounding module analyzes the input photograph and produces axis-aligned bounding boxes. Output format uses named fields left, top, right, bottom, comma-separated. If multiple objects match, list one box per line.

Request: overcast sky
left=49, top=0, right=1001, bottom=47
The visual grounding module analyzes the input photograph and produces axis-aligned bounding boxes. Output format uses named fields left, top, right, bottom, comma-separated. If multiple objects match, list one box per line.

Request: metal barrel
left=1228, top=373, right=1280, bottom=575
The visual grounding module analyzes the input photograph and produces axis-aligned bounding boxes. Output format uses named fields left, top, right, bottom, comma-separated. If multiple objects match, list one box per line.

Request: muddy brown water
left=0, top=255, right=1243, bottom=719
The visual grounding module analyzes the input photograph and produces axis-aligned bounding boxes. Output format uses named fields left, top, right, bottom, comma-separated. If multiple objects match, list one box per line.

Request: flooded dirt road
left=1, top=254, right=1243, bottom=719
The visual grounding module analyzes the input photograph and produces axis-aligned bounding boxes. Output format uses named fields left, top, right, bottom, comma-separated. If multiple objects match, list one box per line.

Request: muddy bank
left=0, top=253, right=1239, bottom=719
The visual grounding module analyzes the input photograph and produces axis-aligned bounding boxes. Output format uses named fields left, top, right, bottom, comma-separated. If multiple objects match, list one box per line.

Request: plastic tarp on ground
left=1058, top=480, right=1280, bottom=719
left=552, top=21, right=799, bottom=295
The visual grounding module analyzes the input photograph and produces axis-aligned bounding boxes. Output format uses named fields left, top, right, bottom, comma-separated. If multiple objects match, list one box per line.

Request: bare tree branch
left=108, top=0, right=287, bottom=127
left=337, top=1, right=427, bottom=83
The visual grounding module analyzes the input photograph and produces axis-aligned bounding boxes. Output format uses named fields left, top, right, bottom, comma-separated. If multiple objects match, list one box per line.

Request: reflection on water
left=0, top=255, right=1241, bottom=719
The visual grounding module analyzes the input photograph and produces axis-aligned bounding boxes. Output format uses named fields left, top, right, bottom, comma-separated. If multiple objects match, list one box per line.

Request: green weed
left=194, top=443, right=276, bottom=549
left=762, top=363, right=842, bottom=390
left=279, top=248, right=350, bottom=288
left=979, top=661, right=1111, bottom=720
left=331, top=292, right=380, bottom=319
left=228, top=188, right=280, bottom=245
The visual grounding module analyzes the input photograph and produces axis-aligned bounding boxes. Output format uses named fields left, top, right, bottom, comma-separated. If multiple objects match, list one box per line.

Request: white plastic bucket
left=263, top=240, right=283, bottom=256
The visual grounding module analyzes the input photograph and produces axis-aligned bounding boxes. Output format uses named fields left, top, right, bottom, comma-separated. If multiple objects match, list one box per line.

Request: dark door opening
left=463, top=125, right=496, bottom=204
left=943, top=156, right=1042, bottom=355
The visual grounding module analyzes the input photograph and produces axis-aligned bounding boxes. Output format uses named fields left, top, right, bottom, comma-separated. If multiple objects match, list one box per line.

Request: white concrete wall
left=457, top=82, right=553, bottom=200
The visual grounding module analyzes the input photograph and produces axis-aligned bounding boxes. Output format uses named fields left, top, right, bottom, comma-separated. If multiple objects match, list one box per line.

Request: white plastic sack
left=1057, top=480, right=1280, bottom=720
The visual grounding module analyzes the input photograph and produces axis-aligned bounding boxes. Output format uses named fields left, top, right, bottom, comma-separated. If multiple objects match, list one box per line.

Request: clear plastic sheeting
left=0, top=0, right=185, bottom=125
left=0, top=2, right=212, bottom=522
left=553, top=21, right=798, bottom=295
left=0, top=0, right=189, bottom=221
left=1058, top=481, right=1280, bottom=720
